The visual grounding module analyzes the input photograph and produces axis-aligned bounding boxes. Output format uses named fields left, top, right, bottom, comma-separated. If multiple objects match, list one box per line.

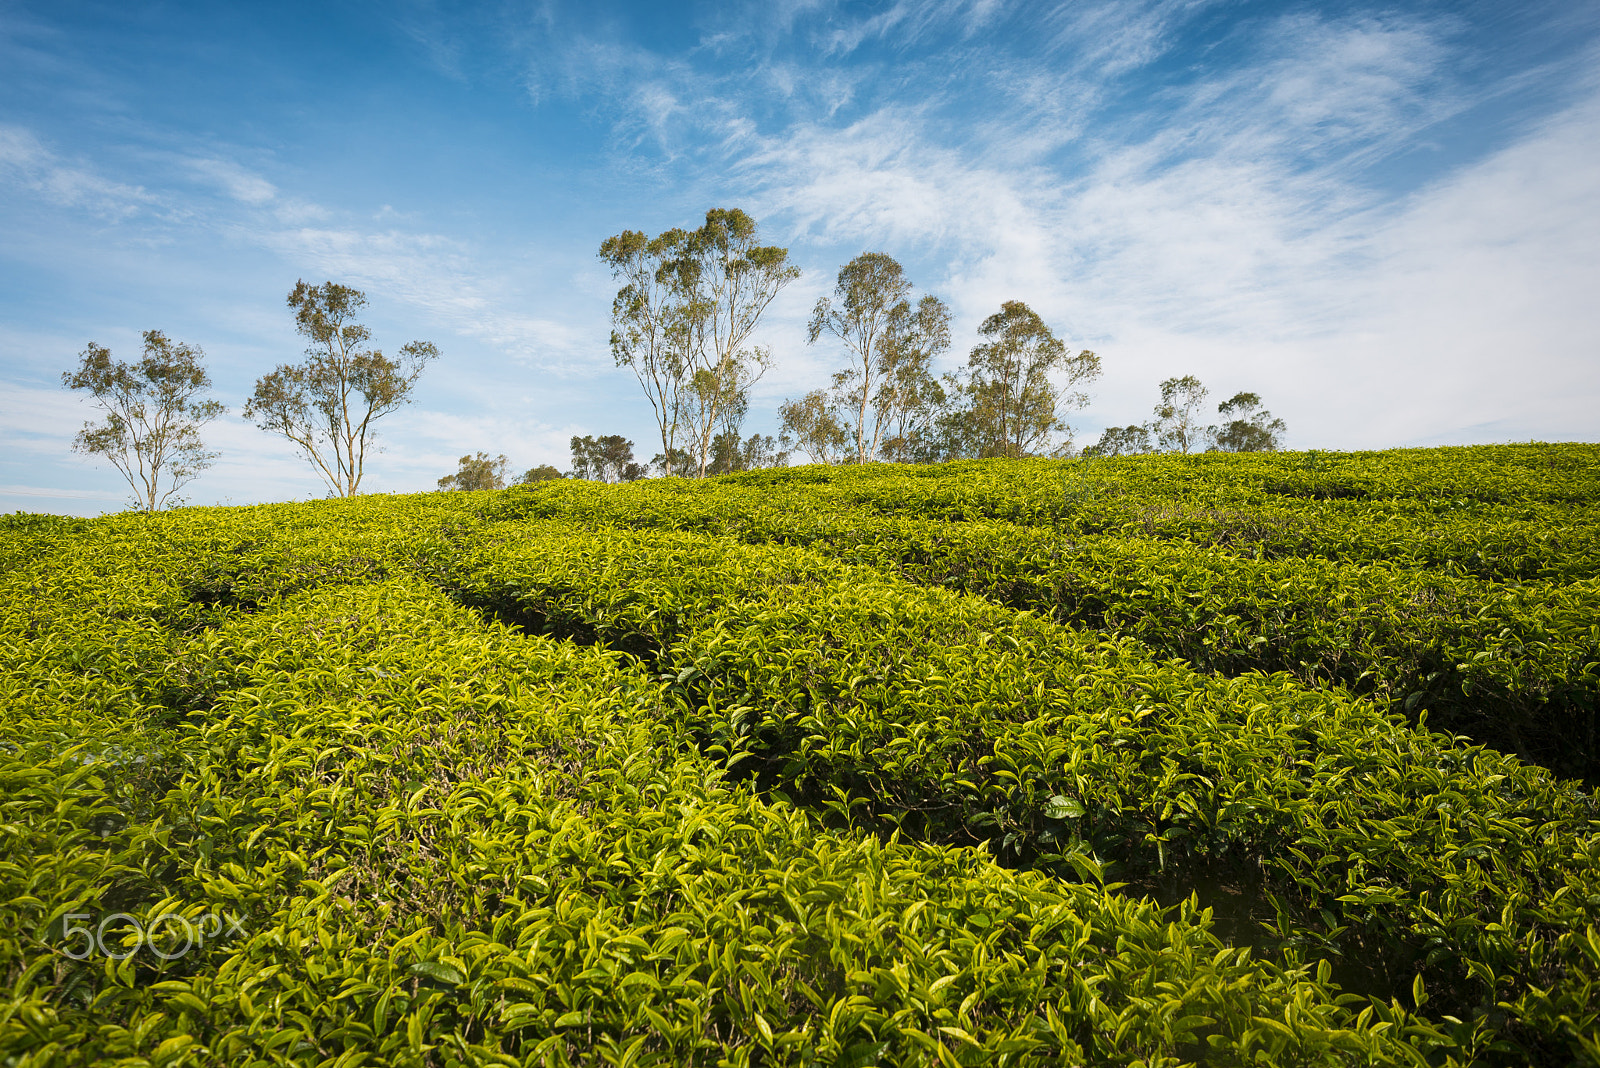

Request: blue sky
left=2, top=0, right=1597, bottom=513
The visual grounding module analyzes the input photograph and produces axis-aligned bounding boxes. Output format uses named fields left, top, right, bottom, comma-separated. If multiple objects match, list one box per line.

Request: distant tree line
left=433, top=428, right=792, bottom=491
left=1084, top=375, right=1287, bottom=456
left=60, top=207, right=1288, bottom=509
left=595, top=222, right=1111, bottom=470
left=778, top=254, right=1103, bottom=464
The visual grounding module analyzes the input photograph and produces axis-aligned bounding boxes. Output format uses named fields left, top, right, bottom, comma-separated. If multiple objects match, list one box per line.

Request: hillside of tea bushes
left=3, top=444, right=1599, bottom=1067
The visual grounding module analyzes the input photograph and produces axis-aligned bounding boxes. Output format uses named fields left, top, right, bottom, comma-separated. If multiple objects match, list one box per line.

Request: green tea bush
left=489, top=448, right=1600, bottom=782
left=442, top=518, right=1600, bottom=1062
left=3, top=571, right=1430, bottom=1067
left=4, top=446, right=1599, bottom=1066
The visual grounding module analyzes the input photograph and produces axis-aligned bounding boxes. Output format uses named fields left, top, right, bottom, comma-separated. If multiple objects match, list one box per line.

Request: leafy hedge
left=442, top=520, right=1600, bottom=1063
left=4, top=446, right=1599, bottom=1066
left=486, top=447, right=1600, bottom=782
left=0, top=506, right=1433, bottom=1067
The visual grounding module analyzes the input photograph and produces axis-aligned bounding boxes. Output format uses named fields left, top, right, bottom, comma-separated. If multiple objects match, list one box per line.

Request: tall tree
left=601, top=210, right=796, bottom=479
left=570, top=434, right=646, bottom=483
left=807, top=255, right=954, bottom=465
left=1210, top=391, right=1287, bottom=452
left=599, top=228, right=693, bottom=477
left=245, top=281, right=437, bottom=497
left=61, top=331, right=225, bottom=511
left=956, top=300, right=1101, bottom=457
left=437, top=452, right=508, bottom=491
left=1151, top=375, right=1209, bottom=454
left=778, top=389, right=850, bottom=465
left=808, top=252, right=914, bottom=463
left=669, top=209, right=799, bottom=477
left=876, top=294, right=952, bottom=462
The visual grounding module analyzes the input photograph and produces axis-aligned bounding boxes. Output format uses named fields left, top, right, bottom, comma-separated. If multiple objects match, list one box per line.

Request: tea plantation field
left=4, top=444, right=1599, bottom=1066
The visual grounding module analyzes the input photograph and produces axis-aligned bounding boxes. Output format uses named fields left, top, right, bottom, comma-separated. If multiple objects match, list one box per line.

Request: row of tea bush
left=3, top=445, right=1597, bottom=1065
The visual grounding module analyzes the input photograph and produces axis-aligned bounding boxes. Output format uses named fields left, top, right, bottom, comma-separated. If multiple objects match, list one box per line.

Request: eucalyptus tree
left=570, top=434, right=646, bottom=483
left=778, top=389, right=850, bottom=465
left=801, top=253, right=952, bottom=465
left=1083, top=424, right=1154, bottom=457
left=602, top=209, right=796, bottom=479
left=437, top=452, right=508, bottom=491
left=808, top=252, right=911, bottom=463
left=1151, top=375, right=1210, bottom=454
left=1210, top=391, right=1287, bottom=452
left=599, top=227, right=692, bottom=477
left=61, top=330, right=226, bottom=511
left=671, top=209, right=799, bottom=477
left=875, top=294, right=952, bottom=462
left=956, top=300, right=1101, bottom=458
left=245, top=281, right=437, bottom=497
left=706, top=431, right=789, bottom=475
left=514, top=464, right=564, bottom=483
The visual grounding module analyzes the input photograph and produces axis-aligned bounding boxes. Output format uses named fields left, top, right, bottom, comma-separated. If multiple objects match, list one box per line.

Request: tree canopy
left=1151, top=375, right=1210, bottom=454
left=602, top=209, right=797, bottom=480
left=1211, top=391, right=1288, bottom=452
left=437, top=452, right=508, bottom=491
left=571, top=434, right=646, bottom=483
left=779, top=390, right=851, bottom=466
left=61, top=330, right=225, bottom=510
left=59, top=241, right=1303, bottom=500
left=600, top=228, right=691, bottom=477
left=244, top=280, right=437, bottom=497
left=514, top=464, right=564, bottom=484
left=706, top=431, right=789, bottom=476
left=1083, top=424, right=1154, bottom=457
left=875, top=295, right=952, bottom=463
left=804, top=253, right=952, bottom=465
left=953, top=300, right=1100, bottom=458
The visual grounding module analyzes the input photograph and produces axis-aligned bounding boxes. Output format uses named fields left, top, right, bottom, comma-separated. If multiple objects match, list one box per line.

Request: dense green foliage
left=4, top=444, right=1598, bottom=1066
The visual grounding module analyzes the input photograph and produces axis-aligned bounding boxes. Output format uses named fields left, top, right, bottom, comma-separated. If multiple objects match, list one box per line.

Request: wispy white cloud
left=1059, top=78, right=1600, bottom=445
left=257, top=225, right=599, bottom=372
left=1296, top=85, right=1600, bottom=445
left=0, top=124, right=158, bottom=217
left=1168, top=13, right=1463, bottom=169
left=808, top=0, right=1008, bottom=56
left=727, top=10, right=1599, bottom=446
left=0, top=385, right=97, bottom=457
left=184, top=157, right=277, bottom=204
left=1038, top=0, right=1211, bottom=76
